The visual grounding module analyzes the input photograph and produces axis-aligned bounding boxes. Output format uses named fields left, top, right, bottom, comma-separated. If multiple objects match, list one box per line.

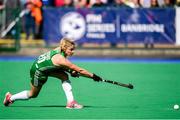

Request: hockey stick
left=101, top=79, right=134, bottom=89
left=1, top=9, right=29, bottom=38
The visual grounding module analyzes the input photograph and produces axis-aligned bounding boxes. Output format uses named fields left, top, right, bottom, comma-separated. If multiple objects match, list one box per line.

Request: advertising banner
left=176, top=7, right=180, bottom=45
left=119, top=8, right=175, bottom=44
left=43, top=8, right=116, bottom=45
left=43, top=8, right=175, bottom=45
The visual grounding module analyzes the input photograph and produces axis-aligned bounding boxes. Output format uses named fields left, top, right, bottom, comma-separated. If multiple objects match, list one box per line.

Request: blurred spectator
left=126, top=0, right=142, bottom=8
left=75, top=0, right=91, bottom=8
left=89, top=0, right=107, bottom=5
left=63, top=0, right=74, bottom=7
left=150, top=0, right=159, bottom=7
left=162, top=0, right=174, bottom=7
left=92, top=0, right=106, bottom=7
left=24, top=0, right=36, bottom=40
left=54, top=0, right=64, bottom=7
left=112, top=0, right=130, bottom=7
left=139, top=0, right=150, bottom=8
left=140, top=0, right=163, bottom=8
left=139, top=0, right=144, bottom=6
left=31, top=0, right=42, bottom=26
left=24, top=0, right=42, bottom=40
left=177, top=0, right=180, bottom=6
left=101, top=0, right=108, bottom=4
left=0, top=0, right=5, bottom=9
left=158, top=0, right=165, bottom=6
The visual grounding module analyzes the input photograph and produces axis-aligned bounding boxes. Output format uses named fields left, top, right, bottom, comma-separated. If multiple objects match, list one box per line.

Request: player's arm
left=64, top=60, right=103, bottom=82
left=52, top=54, right=102, bottom=81
left=63, top=58, right=93, bottom=78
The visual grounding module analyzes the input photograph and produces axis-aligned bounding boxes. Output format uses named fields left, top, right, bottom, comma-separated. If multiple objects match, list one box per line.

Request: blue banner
left=43, top=8, right=175, bottom=45
left=43, top=8, right=117, bottom=45
left=119, top=8, right=175, bottom=44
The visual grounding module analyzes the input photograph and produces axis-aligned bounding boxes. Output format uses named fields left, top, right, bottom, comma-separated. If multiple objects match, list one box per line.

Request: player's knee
left=29, top=92, right=39, bottom=98
left=31, top=94, right=38, bottom=98
left=30, top=94, right=38, bottom=98
left=62, top=74, right=69, bottom=81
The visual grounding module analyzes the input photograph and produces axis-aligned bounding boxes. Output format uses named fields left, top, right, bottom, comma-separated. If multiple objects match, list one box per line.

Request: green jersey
left=30, top=49, right=65, bottom=86
left=31, top=49, right=65, bottom=72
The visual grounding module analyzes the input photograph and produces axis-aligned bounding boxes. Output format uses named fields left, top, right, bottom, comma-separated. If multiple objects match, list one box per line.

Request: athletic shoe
left=66, top=100, right=83, bottom=109
left=3, top=92, right=14, bottom=106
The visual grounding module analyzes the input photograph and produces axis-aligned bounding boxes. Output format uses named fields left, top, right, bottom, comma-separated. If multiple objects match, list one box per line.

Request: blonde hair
left=59, top=38, right=75, bottom=52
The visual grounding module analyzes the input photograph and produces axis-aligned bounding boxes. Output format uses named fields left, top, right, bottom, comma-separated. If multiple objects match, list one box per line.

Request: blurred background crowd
left=0, top=0, right=179, bottom=39
left=0, top=0, right=179, bottom=42
left=2, top=0, right=178, bottom=9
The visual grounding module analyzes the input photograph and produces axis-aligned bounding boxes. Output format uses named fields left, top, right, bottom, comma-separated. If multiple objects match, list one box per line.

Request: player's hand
left=70, top=70, right=79, bottom=78
left=92, top=73, right=102, bottom=82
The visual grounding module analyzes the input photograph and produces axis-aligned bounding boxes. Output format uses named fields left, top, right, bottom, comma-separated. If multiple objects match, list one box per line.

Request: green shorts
left=30, top=69, right=48, bottom=87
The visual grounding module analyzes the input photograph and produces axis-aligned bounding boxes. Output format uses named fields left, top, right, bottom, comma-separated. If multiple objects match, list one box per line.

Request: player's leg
left=3, top=70, right=46, bottom=106
left=49, top=71, right=74, bottom=103
left=49, top=71, right=83, bottom=109
left=9, top=70, right=47, bottom=101
left=3, top=83, right=42, bottom=106
left=29, top=83, right=42, bottom=98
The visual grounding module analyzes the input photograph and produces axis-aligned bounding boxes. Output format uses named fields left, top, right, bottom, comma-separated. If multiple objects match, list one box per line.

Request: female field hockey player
left=3, top=38, right=102, bottom=109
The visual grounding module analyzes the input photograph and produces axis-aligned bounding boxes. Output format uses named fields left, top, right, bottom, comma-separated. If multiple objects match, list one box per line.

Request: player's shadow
left=11, top=105, right=138, bottom=109
left=40, top=105, right=92, bottom=108
left=11, top=105, right=93, bottom=108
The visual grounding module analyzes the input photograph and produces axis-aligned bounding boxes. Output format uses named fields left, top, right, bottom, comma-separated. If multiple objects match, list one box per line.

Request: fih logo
left=60, top=12, right=86, bottom=41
